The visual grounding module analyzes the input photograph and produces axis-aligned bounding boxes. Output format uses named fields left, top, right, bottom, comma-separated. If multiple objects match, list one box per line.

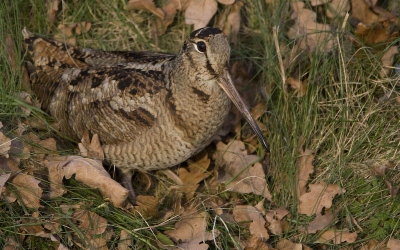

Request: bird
left=23, top=27, right=269, bottom=203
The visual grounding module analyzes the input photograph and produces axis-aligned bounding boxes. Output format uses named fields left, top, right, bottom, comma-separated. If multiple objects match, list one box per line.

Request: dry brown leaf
left=326, top=0, right=350, bottom=18
left=73, top=209, right=108, bottom=235
left=9, top=172, right=43, bottom=209
left=296, top=137, right=314, bottom=197
left=265, top=207, right=290, bottom=235
left=46, top=155, right=129, bottom=207
left=75, top=21, right=92, bottom=35
left=24, top=132, right=58, bottom=160
left=380, top=46, right=399, bottom=78
left=217, top=2, right=244, bottom=44
left=299, top=182, right=345, bottom=216
left=287, top=77, right=308, bottom=97
left=276, top=238, right=312, bottom=250
left=307, top=209, right=335, bottom=233
left=4, top=34, right=18, bottom=71
left=350, top=0, right=380, bottom=25
left=160, top=0, right=181, bottom=31
left=185, top=0, right=217, bottom=30
left=355, top=22, right=398, bottom=45
left=251, top=102, right=267, bottom=121
left=173, top=151, right=211, bottom=200
left=20, top=212, right=50, bottom=238
left=47, top=0, right=61, bottom=31
left=288, top=2, right=335, bottom=52
left=388, top=238, right=400, bottom=249
left=132, top=195, right=160, bottom=218
left=79, top=132, right=104, bottom=160
left=233, top=205, right=269, bottom=240
left=54, top=24, right=77, bottom=46
left=359, top=239, right=386, bottom=250
left=217, top=0, right=234, bottom=4
left=310, top=0, right=329, bottom=6
left=215, top=140, right=272, bottom=200
left=245, top=235, right=272, bottom=250
left=118, top=230, right=133, bottom=250
left=0, top=173, right=11, bottom=196
left=0, top=131, right=11, bottom=158
left=165, top=206, right=218, bottom=250
left=317, top=229, right=357, bottom=244
left=373, top=162, right=399, bottom=197
left=128, top=0, right=164, bottom=19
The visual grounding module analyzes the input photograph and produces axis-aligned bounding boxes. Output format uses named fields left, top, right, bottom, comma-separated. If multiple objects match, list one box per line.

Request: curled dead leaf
left=165, top=206, right=218, bottom=250
left=215, top=140, right=272, bottom=200
left=388, top=238, right=400, bottom=249
left=287, top=77, right=308, bottom=97
left=265, top=207, right=290, bottom=235
left=317, top=228, right=357, bottom=244
left=306, top=209, right=335, bottom=233
left=299, top=182, right=345, bottom=216
left=380, top=46, right=398, bottom=78
left=326, top=0, right=350, bottom=18
left=9, top=172, right=43, bottom=209
left=73, top=209, right=108, bottom=235
left=132, top=195, right=160, bottom=218
left=46, top=155, right=128, bottom=207
left=288, top=2, right=335, bottom=53
left=216, top=2, right=244, bottom=44
left=185, top=0, right=217, bottom=30
left=276, top=239, right=312, bottom=250
left=0, top=131, right=12, bottom=158
left=128, top=0, right=164, bottom=19
left=172, top=151, right=211, bottom=201
left=233, top=205, right=269, bottom=240
left=296, top=137, right=314, bottom=197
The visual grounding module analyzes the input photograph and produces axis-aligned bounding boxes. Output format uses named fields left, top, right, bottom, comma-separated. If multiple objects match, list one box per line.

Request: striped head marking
left=181, top=27, right=230, bottom=76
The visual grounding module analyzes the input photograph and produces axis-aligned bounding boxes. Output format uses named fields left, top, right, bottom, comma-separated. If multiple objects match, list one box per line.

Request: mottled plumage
left=23, top=27, right=269, bottom=203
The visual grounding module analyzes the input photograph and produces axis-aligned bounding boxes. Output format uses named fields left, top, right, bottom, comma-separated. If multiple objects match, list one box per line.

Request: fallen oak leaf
left=287, top=77, right=308, bottom=97
left=215, top=140, right=272, bottom=200
left=172, top=151, right=211, bottom=201
left=306, top=209, right=335, bottom=233
left=355, top=22, right=398, bottom=45
left=245, top=235, right=273, bottom=250
left=128, top=0, right=164, bottom=19
left=185, top=0, right=217, bottom=30
left=233, top=205, right=269, bottom=241
left=265, top=207, right=290, bottom=235
left=73, top=209, right=108, bottom=235
left=299, top=182, right=345, bottom=216
left=288, top=1, right=335, bottom=53
left=46, top=155, right=129, bottom=207
left=0, top=172, right=11, bottom=196
left=79, top=132, right=104, bottom=160
left=9, top=171, right=43, bottom=209
left=132, top=195, right=160, bottom=218
left=388, top=238, right=400, bottom=249
left=317, top=228, right=357, bottom=244
left=276, top=239, right=312, bottom=250
left=296, top=136, right=314, bottom=197
left=164, top=206, right=219, bottom=250
left=326, top=0, right=350, bottom=18
left=380, top=46, right=398, bottom=78
left=350, top=0, right=379, bottom=25
left=216, top=1, right=244, bottom=44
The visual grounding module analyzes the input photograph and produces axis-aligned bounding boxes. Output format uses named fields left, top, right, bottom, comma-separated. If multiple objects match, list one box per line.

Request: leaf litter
left=2, top=0, right=400, bottom=248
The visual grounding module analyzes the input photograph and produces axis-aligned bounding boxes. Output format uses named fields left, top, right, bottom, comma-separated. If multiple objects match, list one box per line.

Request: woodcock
left=23, top=27, right=269, bottom=203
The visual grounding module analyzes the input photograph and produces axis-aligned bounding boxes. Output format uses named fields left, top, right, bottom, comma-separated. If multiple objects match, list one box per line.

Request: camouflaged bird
left=23, top=27, right=269, bottom=203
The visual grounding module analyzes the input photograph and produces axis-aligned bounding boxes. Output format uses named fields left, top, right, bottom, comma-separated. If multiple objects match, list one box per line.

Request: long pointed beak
left=218, top=69, right=270, bottom=153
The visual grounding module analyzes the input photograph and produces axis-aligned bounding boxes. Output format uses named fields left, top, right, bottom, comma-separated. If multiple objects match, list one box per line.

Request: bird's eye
left=195, top=41, right=207, bottom=53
